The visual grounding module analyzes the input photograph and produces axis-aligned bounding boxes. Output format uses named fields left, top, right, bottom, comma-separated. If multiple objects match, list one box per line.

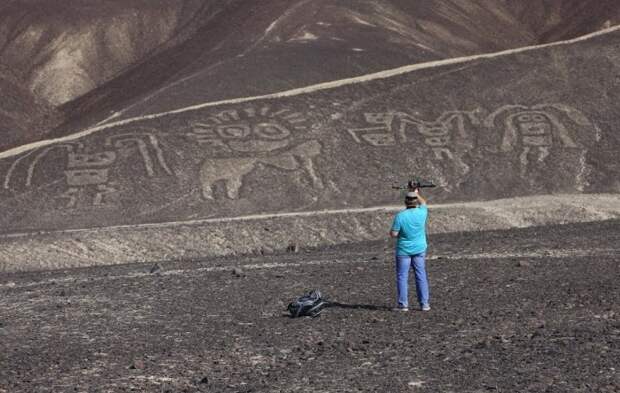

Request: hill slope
left=0, top=5, right=619, bottom=272
left=57, top=0, right=620, bottom=132
left=0, top=65, right=61, bottom=148
left=1, top=0, right=619, bottom=147
left=0, top=27, right=618, bottom=237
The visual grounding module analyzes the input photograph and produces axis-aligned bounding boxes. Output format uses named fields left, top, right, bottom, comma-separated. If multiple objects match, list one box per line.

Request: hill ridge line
left=1, top=24, right=619, bottom=161
left=2, top=193, right=619, bottom=239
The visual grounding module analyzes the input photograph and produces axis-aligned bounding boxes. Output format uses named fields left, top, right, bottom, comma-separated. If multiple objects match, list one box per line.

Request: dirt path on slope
left=2, top=193, right=620, bottom=273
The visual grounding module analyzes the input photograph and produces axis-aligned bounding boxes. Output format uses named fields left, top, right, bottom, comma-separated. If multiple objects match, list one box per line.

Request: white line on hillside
left=0, top=205, right=402, bottom=238
left=1, top=24, right=619, bottom=160
left=1, top=193, right=619, bottom=239
left=1, top=247, right=617, bottom=289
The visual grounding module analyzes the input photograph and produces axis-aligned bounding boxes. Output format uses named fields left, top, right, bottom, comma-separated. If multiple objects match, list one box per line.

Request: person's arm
left=389, top=215, right=400, bottom=238
left=414, top=189, right=427, bottom=205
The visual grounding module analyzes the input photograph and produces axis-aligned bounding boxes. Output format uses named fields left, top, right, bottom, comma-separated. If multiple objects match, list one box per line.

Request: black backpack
left=287, top=289, right=327, bottom=318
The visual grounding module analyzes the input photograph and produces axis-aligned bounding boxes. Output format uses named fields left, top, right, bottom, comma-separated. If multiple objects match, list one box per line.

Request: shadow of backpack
left=287, top=289, right=328, bottom=318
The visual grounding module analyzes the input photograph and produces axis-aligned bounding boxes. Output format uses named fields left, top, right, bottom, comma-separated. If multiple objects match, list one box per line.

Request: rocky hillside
left=0, top=64, right=61, bottom=148
left=1, top=0, right=619, bottom=148
left=0, top=1, right=619, bottom=271
left=1, top=26, right=619, bottom=232
left=0, top=0, right=235, bottom=148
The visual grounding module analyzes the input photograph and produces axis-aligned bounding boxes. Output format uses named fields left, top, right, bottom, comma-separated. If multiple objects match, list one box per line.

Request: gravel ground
left=1, top=220, right=619, bottom=392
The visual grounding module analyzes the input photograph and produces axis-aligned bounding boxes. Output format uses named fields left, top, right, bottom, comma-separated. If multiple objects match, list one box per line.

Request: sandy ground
left=1, top=219, right=619, bottom=392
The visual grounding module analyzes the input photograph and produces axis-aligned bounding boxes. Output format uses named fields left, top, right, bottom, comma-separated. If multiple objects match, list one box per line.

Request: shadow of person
left=325, top=301, right=392, bottom=311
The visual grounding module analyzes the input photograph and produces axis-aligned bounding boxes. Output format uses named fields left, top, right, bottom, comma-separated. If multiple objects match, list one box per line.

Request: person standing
left=389, top=189, right=430, bottom=312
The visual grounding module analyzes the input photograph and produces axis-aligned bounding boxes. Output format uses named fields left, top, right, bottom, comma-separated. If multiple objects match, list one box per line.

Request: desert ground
left=1, top=219, right=618, bottom=392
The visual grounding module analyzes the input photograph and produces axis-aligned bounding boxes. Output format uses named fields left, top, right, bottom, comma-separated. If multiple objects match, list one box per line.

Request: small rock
left=529, top=331, right=542, bottom=340
left=232, top=267, right=244, bottom=277
left=149, top=264, right=161, bottom=274
left=259, top=246, right=273, bottom=256
left=129, top=359, right=145, bottom=370
left=517, top=260, right=531, bottom=267
left=475, top=339, right=491, bottom=349
left=408, top=380, right=425, bottom=388
left=198, top=376, right=209, bottom=384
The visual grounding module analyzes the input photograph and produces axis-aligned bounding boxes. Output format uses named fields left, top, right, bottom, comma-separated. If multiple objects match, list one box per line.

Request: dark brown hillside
left=503, top=0, right=620, bottom=42
left=1, top=1, right=619, bottom=148
left=0, top=0, right=237, bottom=149
left=61, top=0, right=619, bottom=131
left=0, top=64, right=61, bottom=148
left=0, top=0, right=221, bottom=106
left=0, top=27, right=618, bottom=239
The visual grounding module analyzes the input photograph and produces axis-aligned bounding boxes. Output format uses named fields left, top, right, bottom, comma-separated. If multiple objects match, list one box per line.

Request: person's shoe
left=393, top=306, right=409, bottom=312
left=421, top=304, right=431, bottom=311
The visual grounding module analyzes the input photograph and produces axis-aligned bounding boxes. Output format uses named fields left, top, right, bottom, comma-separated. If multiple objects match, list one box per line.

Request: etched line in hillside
left=3, top=150, right=33, bottom=189
left=0, top=205, right=403, bottom=238
left=1, top=25, right=619, bottom=160
left=2, top=247, right=617, bottom=289
left=92, top=1, right=317, bottom=127
left=0, top=193, right=619, bottom=239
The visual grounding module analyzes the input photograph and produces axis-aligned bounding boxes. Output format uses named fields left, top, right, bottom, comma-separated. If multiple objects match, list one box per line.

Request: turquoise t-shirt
left=391, top=205, right=428, bottom=255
